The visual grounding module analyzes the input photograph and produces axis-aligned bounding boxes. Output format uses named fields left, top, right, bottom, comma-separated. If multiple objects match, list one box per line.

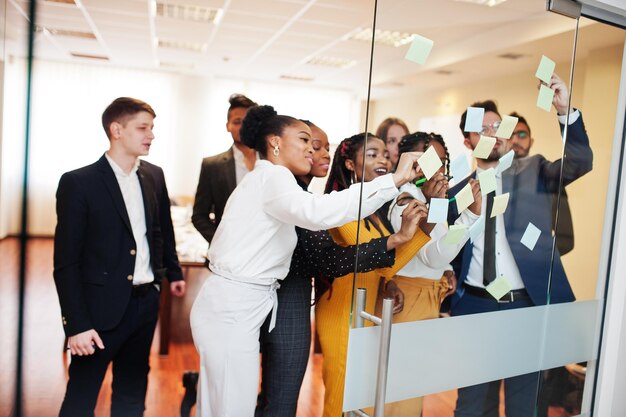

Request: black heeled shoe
left=180, top=371, right=199, bottom=417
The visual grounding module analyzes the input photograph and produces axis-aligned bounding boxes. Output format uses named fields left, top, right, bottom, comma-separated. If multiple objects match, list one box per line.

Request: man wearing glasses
left=447, top=73, right=593, bottom=417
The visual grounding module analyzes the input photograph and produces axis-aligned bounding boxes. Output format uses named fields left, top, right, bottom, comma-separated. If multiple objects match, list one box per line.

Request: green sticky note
left=486, top=276, right=513, bottom=300
left=473, top=135, right=496, bottom=159
left=444, top=224, right=468, bottom=245
left=494, top=115, right=518, bottom=139
left=418, top=145, right=443, bottom=180
left=535, top=55, right=556, bottom=84
left=477, top=168, right=496, bottom=196
left=490, top=193, right=510, bottom=218
left=404, top=34, right=434, bottom=65
left=455, top=182, right=474, bottom=214
left=537, top=84, right=554, bottom=112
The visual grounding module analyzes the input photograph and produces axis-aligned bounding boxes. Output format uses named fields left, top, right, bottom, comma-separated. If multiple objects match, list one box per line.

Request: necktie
left=483, top=191, right=496, bottom=286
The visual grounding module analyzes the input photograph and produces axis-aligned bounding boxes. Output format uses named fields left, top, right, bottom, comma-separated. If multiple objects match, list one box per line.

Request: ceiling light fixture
left=348, top=28, right=416, bottom=47
left=156, top=2, right=223, bottom=23
left=279, top=74, right=314, bottom=82
left=157, top=39, right=207, bottom=53
left=454, top=0, right=508, bottom=7
left=305, top=56, right=356, bottom=69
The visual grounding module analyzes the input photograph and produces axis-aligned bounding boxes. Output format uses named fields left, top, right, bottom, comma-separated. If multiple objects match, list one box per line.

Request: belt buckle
left=497, top=291, right=513, bottom=303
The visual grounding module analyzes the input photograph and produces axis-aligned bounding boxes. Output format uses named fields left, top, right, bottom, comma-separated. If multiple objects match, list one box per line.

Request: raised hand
left=392, top=151, right=424, bottom=187
left=421, top=172, right=449, bottom=202
left=467, top=178, right=482, bottom=216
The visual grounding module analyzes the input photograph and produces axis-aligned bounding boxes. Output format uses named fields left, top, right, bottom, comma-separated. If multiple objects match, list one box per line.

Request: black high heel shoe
left=180, top=371, right=199, bottom=417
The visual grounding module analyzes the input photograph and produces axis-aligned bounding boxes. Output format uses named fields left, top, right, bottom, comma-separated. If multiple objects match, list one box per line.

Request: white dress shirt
left=232, top=145, right=259, bottom=185
left=465, top=167, right=524, bottom=290
left=389, top=183, right=479, bottom=280
left=105, top=154, right=154, bottom=285
left=208, top=159, right=399, bottom=286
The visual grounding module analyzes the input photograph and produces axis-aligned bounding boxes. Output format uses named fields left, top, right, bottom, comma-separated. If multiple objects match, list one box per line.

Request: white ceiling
left=2, top=0, right=625, bottom=98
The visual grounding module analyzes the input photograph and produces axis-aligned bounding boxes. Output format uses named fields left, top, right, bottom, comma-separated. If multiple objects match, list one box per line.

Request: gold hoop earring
left=273, top=145, right=280, bottom=157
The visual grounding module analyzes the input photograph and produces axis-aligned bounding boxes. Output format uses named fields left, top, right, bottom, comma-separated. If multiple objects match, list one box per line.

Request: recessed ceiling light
left=348, top=28, right=416, bottom=47
left=156, top=2, right=223, bottom=23
left=305, top=56, right=356, bottom=69
left=38, top=27, right=96, bottom=39
left=454, top=0, right=508, bottom=7
left=70, top=52, right=109, bottom=60
left=158, top=39, right=207, bottom=53
left=279, top=74, right=314, bottom=82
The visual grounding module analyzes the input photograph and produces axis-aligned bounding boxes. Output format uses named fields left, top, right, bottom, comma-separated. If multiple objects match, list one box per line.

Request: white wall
left=0, top=58, right=361, bottom=236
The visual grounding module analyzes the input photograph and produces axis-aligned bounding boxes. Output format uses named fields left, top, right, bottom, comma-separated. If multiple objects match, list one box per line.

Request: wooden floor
left=0, top=238, right=572, bottom=417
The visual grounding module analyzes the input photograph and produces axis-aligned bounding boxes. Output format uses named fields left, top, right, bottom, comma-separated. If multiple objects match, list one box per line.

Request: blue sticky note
left=469, top=216, right=485, bottom=243
left=464, top=107, right=484, bottom=133
left=404, top=34, right=434, bottom=65
left=450, top=155, right=471, bottom=182
left=535, top=55, right=556, bottom=84
left=521, top=222, right=541, bottom=250
left=537, top=84, right=554, bottom=112
left=427, top=198, right=449, bottom=224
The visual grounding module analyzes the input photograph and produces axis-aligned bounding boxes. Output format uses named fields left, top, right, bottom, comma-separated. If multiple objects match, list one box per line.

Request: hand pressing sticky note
left=486, top=276, right=513, bottom=300
left=496, top=150, right=514, bottom=175
left=469, top=216, right=485, bottom=243
left=418, top=145, right=443, bottom=180
left=490, top=193, right=510, bottom=218
left=404, top=34, right=434, bottom=65
left=450, top=155, right=471, bottom=182
left=477, top=168, right=496, bottom=196
left=494, top=115, right=518, bottom=139
left=427, top=198, right=449, bottom=224
left=454, top=182, right=474, bottom=214
left=473, top=135, right=496, bottom=159
left=521, top=222, right=542, bottom=251
left=537, top=84, right=555, bottom=112
left=535, top=55, right=556, bottom=84
left=444, top=224, right=468, bottom=245
left=464, top=107, right=484, bottom=133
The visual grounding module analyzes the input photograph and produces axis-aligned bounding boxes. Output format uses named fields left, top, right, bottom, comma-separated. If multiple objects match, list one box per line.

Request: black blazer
left=53, top=155, right=180, bottom=337
left=192, top=146, right=237, bottom=243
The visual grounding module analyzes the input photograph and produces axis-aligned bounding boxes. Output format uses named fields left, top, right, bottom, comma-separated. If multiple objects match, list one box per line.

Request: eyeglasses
left=479, top=121, right=501, bottom=136
left=511, top=130, right=529, bottom=139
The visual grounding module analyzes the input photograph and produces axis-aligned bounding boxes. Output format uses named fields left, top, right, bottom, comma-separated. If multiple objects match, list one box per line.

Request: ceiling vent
left=156, top=2, right=223, bottom=23
left=454, top=0, right=508, bottom=7
left=158, top=39, right=207, bottom=53
left=305, top=56, right=356, bottom=69
left=70, top=52, right=109, bottom=61
left=279, top=74, right=314, bottom=82
left=44, top=0, right=77, bottom=4
left=348, top=28, right=416, bottom=47
left=497, top=52, right=528, bottom=60
left=36, top=26, right=96, bottom=39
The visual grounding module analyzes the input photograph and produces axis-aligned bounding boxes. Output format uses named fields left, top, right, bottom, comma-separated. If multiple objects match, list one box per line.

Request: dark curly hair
left=397, top=131, right=450, bottom=176
left=227, top=93, right=256, bottom=120
left=239, top=105, right=299, bottom=158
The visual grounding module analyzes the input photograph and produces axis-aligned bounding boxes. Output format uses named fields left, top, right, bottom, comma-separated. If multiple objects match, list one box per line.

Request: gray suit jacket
left=192, top=146, right=237, bottom=244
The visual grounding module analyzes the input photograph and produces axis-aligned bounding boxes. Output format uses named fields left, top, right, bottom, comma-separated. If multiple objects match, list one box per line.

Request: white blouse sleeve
left=262, top=167, right=398, bottom=231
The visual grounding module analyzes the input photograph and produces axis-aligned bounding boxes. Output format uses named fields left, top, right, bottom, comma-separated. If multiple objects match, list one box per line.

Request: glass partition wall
left=1, top=1, right=625, bottom=417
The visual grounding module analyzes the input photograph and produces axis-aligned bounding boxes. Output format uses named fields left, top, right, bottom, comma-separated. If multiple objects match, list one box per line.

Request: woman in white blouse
left=190, top=105, right=424, bottom=417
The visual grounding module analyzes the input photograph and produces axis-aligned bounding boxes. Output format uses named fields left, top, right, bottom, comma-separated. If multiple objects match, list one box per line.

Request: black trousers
left=59, top=286, right=160, bottom=417
left=256, top=275, right=312, bottom=417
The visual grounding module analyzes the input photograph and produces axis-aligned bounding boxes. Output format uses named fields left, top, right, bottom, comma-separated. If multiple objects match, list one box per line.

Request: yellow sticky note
left=444, top=224, right=468, bottom=245
left=535, top=55, right=556, bottom=84
left=477, top=168, right=496, bottom=196
left=537, top=84, right=554, bottom=112
left=494, top=115, right=518, bottom=139
left=486, top=276, right=513, bottom=300
left=418, top=145, right=443, bottom=180
left=490, top=193, right=510, bottom=218
left=404, top=34, right=434, bottom=65
left=454, top=182, right=474, bottom=214
left=473, top=135, right=496, bottom=159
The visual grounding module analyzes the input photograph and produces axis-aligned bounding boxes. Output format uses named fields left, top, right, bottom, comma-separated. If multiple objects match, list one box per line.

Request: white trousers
left=190, top=273, right=278, bottom=417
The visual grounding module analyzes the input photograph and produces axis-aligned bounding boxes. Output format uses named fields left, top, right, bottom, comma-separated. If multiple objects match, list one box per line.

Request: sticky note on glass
left=496, top=150, right=514, bottom=175
left=427, top=198, right=449, bottom=224
left=444, top=224, right=468, bottom=245
left=535, top=55, right=556, bottom=84
left=469, top=216, right=485, bottom=243
left=473, top=135, right=496, bottom=159
left=450, top=155, right=471, bottom=182
left=494, top=115, right=518, bottom=139
left=477, top=168, right=496, bottom=196
left=464, top=107, right=484, bottom=132
left=537, top=84, right=555, bottom=112
left=490, top=193, right=510, bottom=218
left=404, top=34, right=434, bottom=65
left=454, top=182, right=474, bottom=214
left=418, top=145, right=443, bottom=180
left=521, top=222, right=541, bottom=251
left=486, top=276, right=513, bottom=300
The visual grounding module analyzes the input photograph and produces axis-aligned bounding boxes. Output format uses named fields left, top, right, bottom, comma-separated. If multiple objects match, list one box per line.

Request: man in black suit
left=192, top=93, right=257, bottom=244
left=53, top=97, right=185, bottom=417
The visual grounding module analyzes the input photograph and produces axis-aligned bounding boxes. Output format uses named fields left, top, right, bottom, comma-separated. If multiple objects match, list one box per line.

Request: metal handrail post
left=373, top=297, right=394, bottom=417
